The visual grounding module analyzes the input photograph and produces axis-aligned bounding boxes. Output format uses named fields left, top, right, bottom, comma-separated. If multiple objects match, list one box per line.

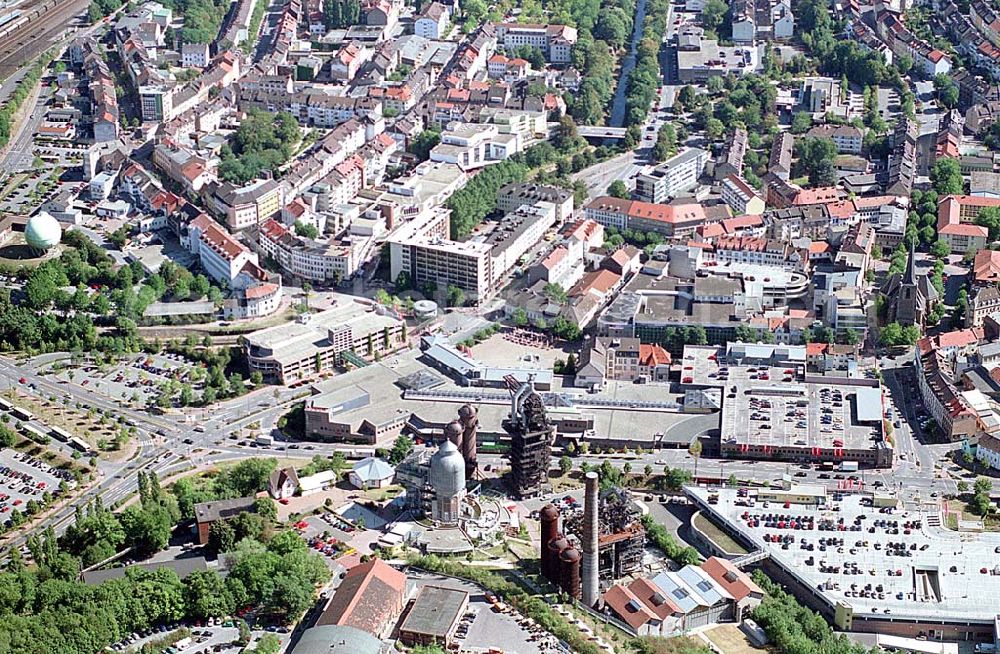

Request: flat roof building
left=243, top=300, right=407, bottom=384
left=398, top=585, right=470, bottom=647
left=688, top=485, right=1000, bottom=638
left=634, top=149, right=709, bottom=204
left=681, top=344, right=891, bottom=468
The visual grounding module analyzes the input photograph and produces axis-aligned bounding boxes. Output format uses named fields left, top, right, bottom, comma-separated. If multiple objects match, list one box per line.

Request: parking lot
left=0, top=449, right=71, bottom=522
left=691, top=486, right=1000, bottom=625
left=297, top=511, right=381, bottom=569
left=407, top=571, right=561, bottom=654
left=108, top=622, right=290, bottom=653
left=51, top=352, right=208, bottom=407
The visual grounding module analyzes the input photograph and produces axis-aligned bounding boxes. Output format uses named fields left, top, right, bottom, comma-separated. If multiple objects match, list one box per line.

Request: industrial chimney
left=581, top=471, right=600, bottom=607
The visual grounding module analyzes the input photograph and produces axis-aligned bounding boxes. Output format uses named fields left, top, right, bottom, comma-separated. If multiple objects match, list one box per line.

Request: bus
left=11, top=406, right=32, bottom=421
left=49, top=426, right=73, bottom=443
left=19, top=423, right=48, bottom=444
left=68, top=437, right=92, bottom=454
left=0, top=397, right=11, bottom=412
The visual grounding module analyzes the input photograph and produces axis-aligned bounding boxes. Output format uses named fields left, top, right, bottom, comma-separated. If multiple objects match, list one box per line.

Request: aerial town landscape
left=3, top=0, right=1000, bottom=651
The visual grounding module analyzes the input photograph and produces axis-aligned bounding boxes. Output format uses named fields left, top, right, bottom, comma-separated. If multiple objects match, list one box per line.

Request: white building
left=349, top=457, right=396, bottom=489
left=299, top=470, right=338, bottom=495
left=634, top=148, right=708, bottom=203
left=181, top=42, right=209, bottom=67
left=494, top=23, right=578, bottom=63
left=414, top=1, right=449, bottom=39
left=389, top=200, right=558, bottom=302
left=187, top=214, right=262, bottom=284
left=429, top=123, right=522, bottom=171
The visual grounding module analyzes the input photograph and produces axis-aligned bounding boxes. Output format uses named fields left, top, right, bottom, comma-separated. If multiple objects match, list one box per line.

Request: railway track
left=0, top=0, right=88, bottom=81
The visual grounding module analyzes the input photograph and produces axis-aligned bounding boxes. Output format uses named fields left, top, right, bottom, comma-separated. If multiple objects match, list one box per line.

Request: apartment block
left=634, top=148, right=708, bottom=203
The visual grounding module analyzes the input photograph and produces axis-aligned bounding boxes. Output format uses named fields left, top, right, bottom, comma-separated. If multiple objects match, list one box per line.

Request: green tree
left=446, top=285, right=466, bottom=307
left=705, top=118, right=724, bottom=141
left=389, top=435, right=414, bottom=465
left=294, top=221, right=319, bottom=239
left=559, top=455, right=572, bottom=475
left=791, top=111, right=812, bottom=134
left=254, top=497, right=278, bottom=523
left=120, top=504, right=173, bottom=557
left=409, top=128, right=442, bottom=161
left=607, top=180, right=630, bottom=199
left=934, top=73, right=959, bottom=109
left=976, top=206, right=1000, bottom=240
left=185, top=570, right=235, bottom=618
left=930, top=239, right=951, bottom=258
left=797, top=136, right=837, bottom=186
left=701, top=0, right=727, bottom=31
left=930, top=157, right=963, bottom=195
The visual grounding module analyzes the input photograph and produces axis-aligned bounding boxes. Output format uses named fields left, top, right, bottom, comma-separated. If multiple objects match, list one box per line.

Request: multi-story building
left=414, top=1, right=449, bottom=38
left=429, top=123, right=522, bottom=171
left=209, top=179, right=284, bottom=231
left=714, top=128, right=747, bottom=180
left=805, top=124, right=863, bottom=154
left=634, top=148, right=708, bottom=203
left=575, top=337, right=672, bottom=387
left=497, top=183, right=575, bottom=222
left=258, top=218, right=372, bottom=283
left=937, top=195, right=991, bottom=255
left=769, top=132, right=794, bottom=180
left=720, top=174, right=765, bottom=215
left=181, top=42, right=210, bottom=67
left=186, top=213, right=259, bottom=284
left=494, top=23, right=578, bottom=63
left=389, top=201, right=558, bottom=303
left=139, top=85, right=172, bottom=122
left=243, top=301, right=407, bottom=383
left=917, top=344, right=983, bottom=442
left=584, top=196, right=725, bottom=239
left=876, top=11, right=952, bottom=78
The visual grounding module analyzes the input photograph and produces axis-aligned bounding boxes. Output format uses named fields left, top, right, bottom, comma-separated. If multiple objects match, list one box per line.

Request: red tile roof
left=699, top=556, right=764, bottom=602
left=639, top=343, right=671, bottom=367
left=974, top=249, right=1000, bottom=283
left=317, top=559, right=406, bottom=634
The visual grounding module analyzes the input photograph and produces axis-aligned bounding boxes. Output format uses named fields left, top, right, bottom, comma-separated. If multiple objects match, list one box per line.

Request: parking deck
left=688, top=486, right=1000, bottom=626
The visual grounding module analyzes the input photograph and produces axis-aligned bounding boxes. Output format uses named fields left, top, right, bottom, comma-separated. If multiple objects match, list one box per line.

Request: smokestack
left=581, top=471, right=599, bottom=607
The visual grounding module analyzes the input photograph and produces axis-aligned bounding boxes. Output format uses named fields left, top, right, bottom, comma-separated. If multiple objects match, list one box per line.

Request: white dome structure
left=429, top=439, right=466, bottom=524
left=24, top=212, right=61, bottom=251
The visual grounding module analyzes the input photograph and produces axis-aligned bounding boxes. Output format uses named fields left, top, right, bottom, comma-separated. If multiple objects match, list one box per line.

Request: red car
left=279, top=498, right=290, bottom=505
left=17, top=377, right=25, bottom=384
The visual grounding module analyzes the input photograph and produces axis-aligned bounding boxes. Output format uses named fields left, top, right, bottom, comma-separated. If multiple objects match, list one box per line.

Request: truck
left=839, top=461, right=859, bottom=473
left=256, top=434, right=274, bottom=447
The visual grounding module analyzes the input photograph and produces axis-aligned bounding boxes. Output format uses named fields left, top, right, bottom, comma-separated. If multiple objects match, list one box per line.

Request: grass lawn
left=3, top=390, right=133, bottom=461
left=363, top=485, right=403, bottom=502
left=693, top=511, right=748, bottom=555
left=704, top=624, right=770, bottom=654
